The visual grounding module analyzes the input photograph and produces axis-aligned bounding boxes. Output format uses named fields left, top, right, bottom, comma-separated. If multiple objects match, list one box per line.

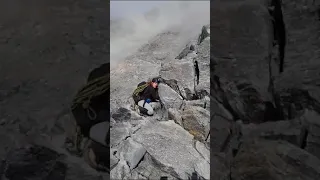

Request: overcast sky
left=110, top=1, right=163, bottom=19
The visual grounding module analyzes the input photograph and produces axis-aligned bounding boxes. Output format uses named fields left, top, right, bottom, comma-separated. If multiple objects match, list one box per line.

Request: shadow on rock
left=1, top=145, right=66, bottom=180
left=111, top=107, right=131, bottom=122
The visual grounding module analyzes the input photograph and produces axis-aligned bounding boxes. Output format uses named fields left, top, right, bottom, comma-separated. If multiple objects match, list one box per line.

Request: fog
left=110, top=1, right=210, bottom=69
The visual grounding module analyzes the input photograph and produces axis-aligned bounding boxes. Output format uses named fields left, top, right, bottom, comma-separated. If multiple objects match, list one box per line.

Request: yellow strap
left=133, top=83, right=148, bottom=96
left=71, top=73, right=110, bottom=110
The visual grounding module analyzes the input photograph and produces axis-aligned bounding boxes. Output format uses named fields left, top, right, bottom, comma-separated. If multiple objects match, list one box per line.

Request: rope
left=87, top=106, right=97, bottom=121
left=71, top=73, right=110, bottom=111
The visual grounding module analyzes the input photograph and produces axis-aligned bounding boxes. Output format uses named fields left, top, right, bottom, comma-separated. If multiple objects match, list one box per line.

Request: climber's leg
left=137, top=100, right=154, bottom=116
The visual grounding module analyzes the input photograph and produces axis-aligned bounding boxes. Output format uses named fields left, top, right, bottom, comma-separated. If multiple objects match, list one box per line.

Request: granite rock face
left=110, top=19, right=211, bottom=179
left=1, top=145, right=104, bottom=180
left=0, top=0, right=110, bottom=179
left=209, top=0, right=320, bottom=179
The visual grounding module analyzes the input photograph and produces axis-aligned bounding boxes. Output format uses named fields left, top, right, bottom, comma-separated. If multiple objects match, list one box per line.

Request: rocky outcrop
left=209, top=0, right=320, bottom=179
left=131, top=120, right=209, bottom=179
left=0, top=145, right=104, bottom=180
left=160, top=59, right=195, bottom=99
left=110, top=24, right=210, bottom=179
left=231, top=139, right=320, bottom=180
left=301, top=109, right=320, bottom=159
left=181, top=106, right=210, bottom=141
left=0, top=0, right=110, bottom=179
left=158, top=83, right=184, bottom=110
left=240, top=119, right=306, bottom=147
left=197, top=25, right=210, bottom=44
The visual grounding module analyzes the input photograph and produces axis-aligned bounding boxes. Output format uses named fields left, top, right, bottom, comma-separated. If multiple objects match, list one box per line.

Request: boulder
left=211, top=97, right=233, bottom=121
left=240, top=119, right=306, bottom=147
left=185, top=51, right=198, bottom=59
left=211, top=1, right=272, bottom=100
left=210, top=153, right=230, bottom=180
left=181, top=106, right=210, bottom=141
left=64, top=163, right=105, bottom=180
left=168, top=108, right=183, bottom=126
left=1, top=145, right=66, bottom=180
left=210, top=97, right=233, bottom=152
left=197, top=25, right=210, bottom=44
left=274, top=86, right=320, bottom=120
left=300, top=109, right=320, bottom=159
left=116, top=138, right=147, bottom=170
left=175, top=45, right=193, bottom=60
left=158, top=83, right=184, bottom=110
left=278, top=0, right=320, bottom=79
left=212, top=76, right=269, bottom=124
left=110, top=158, right=131, bottom=180
left=195, top=34, right=210, bottom=96
left=175, top=40, right=198, bottom=60
left=1, top=144, right=104, bottom=180
left=185, top=96, right=210, bottom=110
left=210, top=110, right=232, bottom=152
left=231, top=139, right=320, bottom=180
left=124, top=153, right=176, bottom=180
left=132, top=120, right=210, bottom=179
left=110, top=123, right=131, bottom=148
left=195, top=141, right=209, bottom=162
left=160, top=59, right=195, bottom=99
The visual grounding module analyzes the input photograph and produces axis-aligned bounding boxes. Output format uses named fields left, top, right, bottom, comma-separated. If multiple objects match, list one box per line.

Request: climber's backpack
left=132, top=81, right=149, bottom=103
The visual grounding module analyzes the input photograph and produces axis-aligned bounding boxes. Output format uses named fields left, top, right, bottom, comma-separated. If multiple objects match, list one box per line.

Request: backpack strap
left=132, top=83, right=149, bottom=97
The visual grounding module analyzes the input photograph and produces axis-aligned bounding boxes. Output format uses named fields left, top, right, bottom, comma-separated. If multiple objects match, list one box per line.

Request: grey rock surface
left=110, top=148, right=119, bottom=170
left=131, top=120, right=210, bottom=179
left=110, top=158, right=130, bottom=180
left=208, top=0, right=320, bottom=179
left=195, top=36, right=210, bottom=96
left=158, top=83, right=184, bottom=110
left=300, top=109, right=320, bottom=159
left=197, top=25, right=210, bottom=44
left=160, top=58, right=195, bottom=98
left=0, top=0, right=109, bottom=179
left=241, top=119, right=305, bottom=147
left=168, top=108, right=183, bottom=126
left=116, top=138, right=147, bottom=170
left=181, top=105, right=210, bottom=141
left=184, top=96, right=210, bottom=110
left=124, top=153, right=176, bottom=180
left=110, top=123, right=131, bottom=148
left=1, top=144, right=104, bottom=180
left=110, top=21, right=211, bottom=179
left=0, top=0, right=212, bottom=179
left=195, top=141, right=210, bottom=163
left=231, top=139, right=320, bottom=180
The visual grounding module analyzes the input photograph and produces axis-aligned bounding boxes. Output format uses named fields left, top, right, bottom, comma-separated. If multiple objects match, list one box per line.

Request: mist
left=110, top=1, right=210, bottom=69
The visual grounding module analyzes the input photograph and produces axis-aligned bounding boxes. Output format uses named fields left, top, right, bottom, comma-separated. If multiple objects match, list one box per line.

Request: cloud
left=110, top=1, right=210, bottom=69
left=110, top=1, right=162, bottom=19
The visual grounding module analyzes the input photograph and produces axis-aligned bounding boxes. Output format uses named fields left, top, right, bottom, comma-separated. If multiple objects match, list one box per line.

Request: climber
left=132, top=77, right=162, bottom=116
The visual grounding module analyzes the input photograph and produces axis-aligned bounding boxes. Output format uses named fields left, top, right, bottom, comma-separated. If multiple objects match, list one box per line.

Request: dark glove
left=146, top=98, right=151, bottom=103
